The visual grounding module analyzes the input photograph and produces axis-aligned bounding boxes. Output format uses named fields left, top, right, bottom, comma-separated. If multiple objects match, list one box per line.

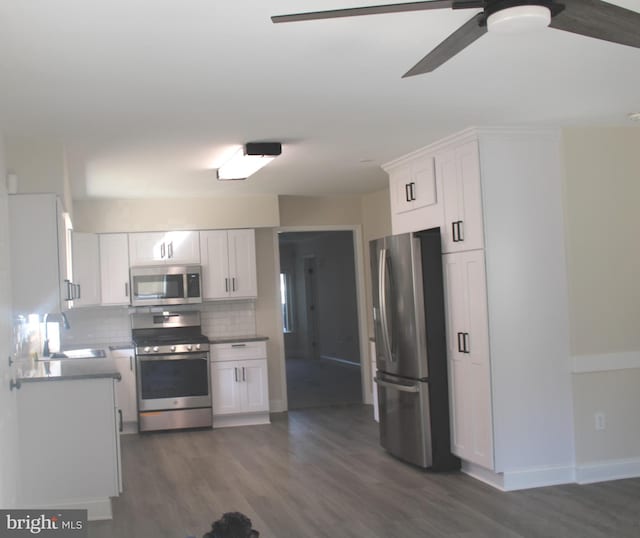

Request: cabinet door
left=200, top=230, right=231, bottom=299
left=128, top=232, right=166, bottom=266
left=228, top=229, right=257, bottom=298
left=57, top=199, right=74, bottom=311
left=9, top=194, right=62, bottom=315
left=164, top=231, right=200, bottom=264
left=440, top=140, right=484, bottom=253
left=211, top=361, right=244, bottom=415
left=240, top=359, right=269, bottom=413
left=72, top=232, right=101, bottom=308
left=112, top=349, right=137, bottom=424
left=99, top=234, right=131, bottom=305
left=443, top=250, right=493, bottom=469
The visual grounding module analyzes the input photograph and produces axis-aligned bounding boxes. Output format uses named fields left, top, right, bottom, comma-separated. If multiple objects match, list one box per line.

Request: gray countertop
left=208, top=335, right=269, bottom=344
left=16, top=357, right=122, bottom=384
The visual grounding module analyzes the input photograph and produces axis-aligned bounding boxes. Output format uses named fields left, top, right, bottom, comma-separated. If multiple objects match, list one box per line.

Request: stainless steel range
left=132, top=311, right=212, bottom=432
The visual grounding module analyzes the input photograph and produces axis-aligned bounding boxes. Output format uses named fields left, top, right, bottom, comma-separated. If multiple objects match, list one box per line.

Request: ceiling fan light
left=487, top=5, right=551, bottom=34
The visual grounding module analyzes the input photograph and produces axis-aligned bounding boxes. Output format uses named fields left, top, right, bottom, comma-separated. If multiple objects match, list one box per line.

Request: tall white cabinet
left=72, top=232, right=101, bottom=308
left=99, top=234, right=131, bottom=305
left=383, top=128, right=574, bottom=490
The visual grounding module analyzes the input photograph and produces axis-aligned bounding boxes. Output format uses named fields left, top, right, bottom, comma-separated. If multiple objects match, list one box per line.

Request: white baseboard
left=213, top=413, right=270, bottom=428
left=576, top=458, right=640, bottom=484
left=22, top=498, right=112, bottom=521
left=462, top=461, right=575, bottom=491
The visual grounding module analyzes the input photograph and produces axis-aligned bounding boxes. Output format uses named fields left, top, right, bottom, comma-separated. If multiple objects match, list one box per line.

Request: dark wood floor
left=89, top=405, right=640, bottom=538
left=286, top=357, right=362, bottom=409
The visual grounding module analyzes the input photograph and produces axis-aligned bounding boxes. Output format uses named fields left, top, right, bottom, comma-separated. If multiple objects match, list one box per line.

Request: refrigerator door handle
left=378, top=247, right=394, bottom=362
left=374, top=377, right=420, bottom=393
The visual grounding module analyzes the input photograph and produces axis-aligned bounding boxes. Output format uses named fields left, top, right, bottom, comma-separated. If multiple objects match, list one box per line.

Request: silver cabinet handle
left=129, top=356, right=133, bottom=371
left=225, top=278, right=229, bottom=292
left=231, top=343, right=246, bottom=348
left=242, top=367, right=246, bottom=381
left=125, top=282, right=129, bottom=297
left=168, top=241, right=173, bottom=258
left=234, top=367, right=238, bottom=382
left=161, top=242, right=166, bottom=258
left=374, top=378, right=419, bottom=393
left=232, top=277, right=236, bottom=292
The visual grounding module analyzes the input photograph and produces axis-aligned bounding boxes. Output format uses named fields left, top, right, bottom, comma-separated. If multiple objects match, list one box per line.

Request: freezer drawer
left=376, top=373, right=432, bottom=468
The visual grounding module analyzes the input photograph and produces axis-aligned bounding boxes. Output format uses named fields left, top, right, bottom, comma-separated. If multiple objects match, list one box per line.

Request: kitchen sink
left=46, top=348, right=107, bottom=359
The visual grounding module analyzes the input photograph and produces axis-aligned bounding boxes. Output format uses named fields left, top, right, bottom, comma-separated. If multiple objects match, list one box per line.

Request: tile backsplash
left=61, top=300, right=256, bottom=347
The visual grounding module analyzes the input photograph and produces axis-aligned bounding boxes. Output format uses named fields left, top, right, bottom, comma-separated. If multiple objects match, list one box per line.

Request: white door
left=72, top=232, right=101, bottom=307
left=242, top=359, right=269, bottom=413
left=163, top=231, right=200, bottom=264
left=228, top=229, right=257, bottom=298
left=211, top=361, right=243, bottom=415
left=200, top=230, right=231, bottom=299
left=100, top=234, right=131, bottom=305
left=443, top=250, right=493, bottom=469
left=128, top=232, right=166, bottom=266
left=0, top=176, right=19, bottom=508
left=440, top=140, right=484, bottom=253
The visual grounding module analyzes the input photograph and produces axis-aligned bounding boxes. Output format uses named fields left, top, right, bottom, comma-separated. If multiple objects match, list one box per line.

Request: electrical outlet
left=595, top=412, right=606, bottom=431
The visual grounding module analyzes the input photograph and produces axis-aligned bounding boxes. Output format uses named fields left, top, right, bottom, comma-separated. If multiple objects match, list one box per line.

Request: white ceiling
left=1, top=0, right=639, bottom=199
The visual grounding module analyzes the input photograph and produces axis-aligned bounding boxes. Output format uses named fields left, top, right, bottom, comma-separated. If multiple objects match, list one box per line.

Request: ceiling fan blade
left=272, top=1, right=464, bottom=23
left=549, top=0, right=640, bottom=49
left=402, top=12, right=486, bottom=77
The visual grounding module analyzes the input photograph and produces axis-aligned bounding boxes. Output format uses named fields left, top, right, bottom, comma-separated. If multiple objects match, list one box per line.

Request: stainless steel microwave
left=130, top=265, right=202, bottom=307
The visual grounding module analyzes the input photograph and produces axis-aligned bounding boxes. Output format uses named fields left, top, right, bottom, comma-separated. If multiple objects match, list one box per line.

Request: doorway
left=279, top=231, right=363, bottom=409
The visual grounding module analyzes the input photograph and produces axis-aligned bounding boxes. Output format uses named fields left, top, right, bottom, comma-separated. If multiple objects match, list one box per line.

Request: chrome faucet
left=42, top=312, right=71, bottom=357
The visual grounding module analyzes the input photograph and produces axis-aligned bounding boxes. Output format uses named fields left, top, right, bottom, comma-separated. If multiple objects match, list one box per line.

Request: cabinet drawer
left=210, top=341, right=267, bottom=362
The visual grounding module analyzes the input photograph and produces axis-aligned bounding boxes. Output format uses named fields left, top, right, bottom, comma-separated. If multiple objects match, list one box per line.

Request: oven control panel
left=137, top=342, right=209, bottom=355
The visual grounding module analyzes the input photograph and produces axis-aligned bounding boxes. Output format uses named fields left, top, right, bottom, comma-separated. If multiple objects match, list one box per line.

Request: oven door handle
left=137, top=354, right=209, bottom=362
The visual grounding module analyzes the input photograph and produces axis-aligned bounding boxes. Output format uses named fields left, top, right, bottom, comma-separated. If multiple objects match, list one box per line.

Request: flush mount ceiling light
left=629, top=112, right=640, bottom=122
left=216, top=142, right=282, bottom=181
left=487, top=5, right=551, bottom=34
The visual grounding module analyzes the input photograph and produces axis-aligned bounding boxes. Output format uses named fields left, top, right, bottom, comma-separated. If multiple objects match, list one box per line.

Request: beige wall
left=279, top=195, right=363, bottom=227
left=361, top=188, right=391, bottom=336
left=563, top=127, right=640, bottom=468
left=4, top=136, right=73, bottom=215
left=563, top=127, right=640, bottom=356
left=72, top=195, right=280, bottom=232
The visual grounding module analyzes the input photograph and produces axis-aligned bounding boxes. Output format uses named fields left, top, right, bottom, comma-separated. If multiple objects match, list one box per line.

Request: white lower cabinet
left=16, top=378, right=121, bottom=519
left=111, top=348, right=137, bottom=429
left=210, top=341, right=270, bottom=427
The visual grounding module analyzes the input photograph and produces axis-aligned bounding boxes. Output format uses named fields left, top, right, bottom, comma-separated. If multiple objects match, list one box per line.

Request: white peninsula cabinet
left=128, top=231, right=200, bottom=266
left=200, top=229, right=257, bottom=300
left=16, top=377, right=122, bottom=519
left=99, top=234, right=131, bottom=305
left=111, top=348, right=137, bottom=430
left=383, top=128, right=574, bottom=491
left=210, top=341, right=270, bottom=427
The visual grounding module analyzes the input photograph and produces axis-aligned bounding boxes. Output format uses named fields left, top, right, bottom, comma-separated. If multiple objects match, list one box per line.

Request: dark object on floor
left=203, top=512, right=259, bottom=538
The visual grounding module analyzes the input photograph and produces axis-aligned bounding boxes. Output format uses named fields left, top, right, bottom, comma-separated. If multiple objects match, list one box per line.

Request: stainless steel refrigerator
left=371, top=228, right=459, bottom=470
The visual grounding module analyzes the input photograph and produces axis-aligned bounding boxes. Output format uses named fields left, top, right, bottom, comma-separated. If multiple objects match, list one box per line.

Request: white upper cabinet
left=128, top=231, right=200, bottom=266
left=72, top=232, right=101, bottom=308
left=8, top=194, right=75, bottom=315
left=99, top=234, right=131, bottom=306
left=386, top=153, right=443, bottom=235
left=438, top=140, right=484, bottom=253
left=200, top=229, right=257, bottom=300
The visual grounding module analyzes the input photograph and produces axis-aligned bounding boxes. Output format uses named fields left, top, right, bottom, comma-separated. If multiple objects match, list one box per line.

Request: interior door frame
left=274, top=225, right=372, bottom=410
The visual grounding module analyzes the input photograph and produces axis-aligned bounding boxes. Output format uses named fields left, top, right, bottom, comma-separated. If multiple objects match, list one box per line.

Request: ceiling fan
left=271, top=0, right=640, bottom=77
